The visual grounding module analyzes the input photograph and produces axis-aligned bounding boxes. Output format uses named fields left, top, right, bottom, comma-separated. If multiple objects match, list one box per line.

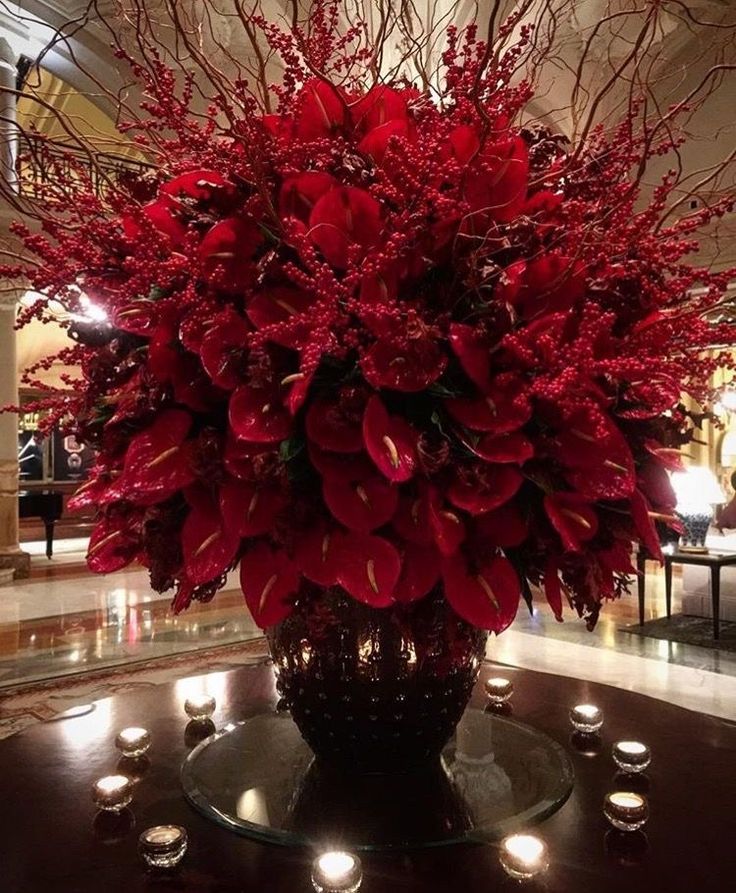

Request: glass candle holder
left=184, top=694, right=216, bottom=721
left=499, top=834, right=549, bottom=880
left=604, top=792, right=649, bottom=831
left=484, top=676, right=514, bottom=705
left=612, top=741, right=651, bottom=774
left=139, top=825, right=188, bottom=868
left=115, top=726, right=151, bottom=759
left=570, top=703, right=603, bottom=733
left=92, top=774, right=133, bottom=813
left=311, top=851, right=363, bottom=893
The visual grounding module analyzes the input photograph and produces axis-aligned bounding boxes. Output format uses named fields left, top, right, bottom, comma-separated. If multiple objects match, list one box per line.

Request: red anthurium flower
left=449, top=323, right=490, bottom=389
left=147, top=311, right=221, bottom=412
left=644, top=439, right=685, bottom=473
left=69, top=469, right=123, bottom=512
left=544, top=493, right=598, bottom=552
left=618, top=377, right=681, bottom=420
left=160, top=169, right=233, bottom=207
left=305, top=399, right=364, bottom=453
left=598, top=540, right=637, bottom=575
left=297, top=78, right=349, bottom=140
left=394, top=543, right=440, bottom=603
left=359, top=266, right=399, bottom=304
left=523, top=189, right=563, bottom=219
left=260, top=113, right=292, bottom=139
left=308, top=444, right=375, bottom=483
left=322, top=472, right=398, bottom=532
left=200, top=309, right=250, bottom=390
left=358, top=119, right=411, bottom=165
left=555, top=410, right=635, bottom=500
left=222, top=432, right=270, bottom=480
left=220, top=478, right=285, bottom=537
left=293, top=521, right=342, bottom=587
left=441, top=553, right=520, bottom=632
left=393, top=491, right=433, bottom=545
left=522, top=190, right=564, bottom=239
left=361, top=336, right=447, bottom=392
left=638, top=460, right=677, bottom=512
left=122, top=195, right=186, bottom=246
left=199, top=217, right=263, bottom=291
left=283, top=368, right=313, bottom=416
left=352, top=85, right=409, bottom=131
left=428, top=489, right=466, bottom=555
left=630, top=488, right=663, bottom=562
left=334, top=532, right=400, bottom=607
left=474, top=502, right=528, bottom=548
left=445, top=374, right=532, bottom=434
left=171, top=577, right=196, bottom=614
left=279, top=171, right=337, bottom=222
left=246, top=286, right=312, bottom=347
left=362, top=395, right=418, bottom=482
left=448, top=464, right=523, bottom=515
left=496, top=260, right=526, bottom=306
left=113, top=300, right=159, bottom=336
left=308, top=186, right=382, bottom=268
left=543, top=557, right=564, bottom=621
left=87, top=512, right=142, bottom=573
left=119, top=409, right=196, bottom=505
left=512, top=254, right=586, bottom=319
left=447, top=124, right=480, bottom=164
left=182, top=486, right=240, bottom=585
left=467, top=431, right=534, bottom=464
left=240, top=542, right=299, bottom=628
left=229, top=385, right=291, bottom=443
left=180, top=303, right=220, bottom=353
left=464, top=136, right=529, bottom=225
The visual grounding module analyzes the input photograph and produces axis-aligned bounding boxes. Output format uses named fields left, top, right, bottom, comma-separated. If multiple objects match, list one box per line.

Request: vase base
left=181, top=708, right=573, bottom=849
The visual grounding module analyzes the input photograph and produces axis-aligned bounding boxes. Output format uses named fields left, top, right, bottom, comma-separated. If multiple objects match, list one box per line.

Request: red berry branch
left=2, top=1, right=735, bottom=632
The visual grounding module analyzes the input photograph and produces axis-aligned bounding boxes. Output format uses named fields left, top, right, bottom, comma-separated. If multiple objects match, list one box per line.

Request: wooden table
left=1, top=662, right=733, bottom=892
left=662, top=549, right=736, bottom=640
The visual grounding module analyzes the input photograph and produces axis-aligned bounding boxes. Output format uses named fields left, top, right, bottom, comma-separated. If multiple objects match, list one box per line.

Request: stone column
left=0, top=29, right=19, bottom=189
left=0, top=26, right=30, bottom=579
left=0, top=290, right=29, bottom=579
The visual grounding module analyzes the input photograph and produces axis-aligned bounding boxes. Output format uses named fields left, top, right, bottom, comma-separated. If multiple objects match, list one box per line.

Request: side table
left=662, top=549, right=736, bottom=640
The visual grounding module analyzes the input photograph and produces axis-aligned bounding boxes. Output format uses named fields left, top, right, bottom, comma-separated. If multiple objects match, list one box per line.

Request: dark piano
left=18, top=490, right=64, bottom=558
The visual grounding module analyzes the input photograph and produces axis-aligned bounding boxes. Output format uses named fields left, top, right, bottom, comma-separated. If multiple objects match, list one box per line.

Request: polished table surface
left=1, top=659, right=734, bottom=892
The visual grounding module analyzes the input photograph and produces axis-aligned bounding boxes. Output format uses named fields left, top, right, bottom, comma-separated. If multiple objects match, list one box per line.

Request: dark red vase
left=267, top=586, right=488, bottom=773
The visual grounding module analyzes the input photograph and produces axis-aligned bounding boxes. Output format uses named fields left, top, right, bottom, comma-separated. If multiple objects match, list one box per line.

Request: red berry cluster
left=8, top=10, right=736, bottom=633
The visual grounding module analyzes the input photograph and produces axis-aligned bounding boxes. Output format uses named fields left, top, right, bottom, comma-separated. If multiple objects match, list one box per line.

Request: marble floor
left=1, top=539, right=735, bottom=720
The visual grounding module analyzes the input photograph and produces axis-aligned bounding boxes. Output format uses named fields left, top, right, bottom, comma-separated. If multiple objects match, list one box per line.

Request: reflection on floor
left=1, top=540, right=735, bottom=719
left=0, top=541, right=258, bottom=689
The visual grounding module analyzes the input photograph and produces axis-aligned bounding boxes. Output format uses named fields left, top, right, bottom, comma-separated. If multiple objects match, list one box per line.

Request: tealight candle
left=604, top=791, right=649, bottom=831
left=92, top=774, right=133, bottom=813
left=184, top=694, right=216, bottom=721
left=612, top=741, right=651, bottom=774
left=311, top=851, right=363, bottom=893
left=139, top=825, right=188, bottom=868
left=570, top=703, right=603, bottom=733
left=499, top=834, right=549, bottom=880
left=484, top=676, right=514, bottom=705
left=115, top=726, right=151, bottom=759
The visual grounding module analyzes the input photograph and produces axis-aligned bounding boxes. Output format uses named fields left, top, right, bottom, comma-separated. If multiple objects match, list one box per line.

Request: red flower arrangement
left=5, top=2, right=735, bottom=634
